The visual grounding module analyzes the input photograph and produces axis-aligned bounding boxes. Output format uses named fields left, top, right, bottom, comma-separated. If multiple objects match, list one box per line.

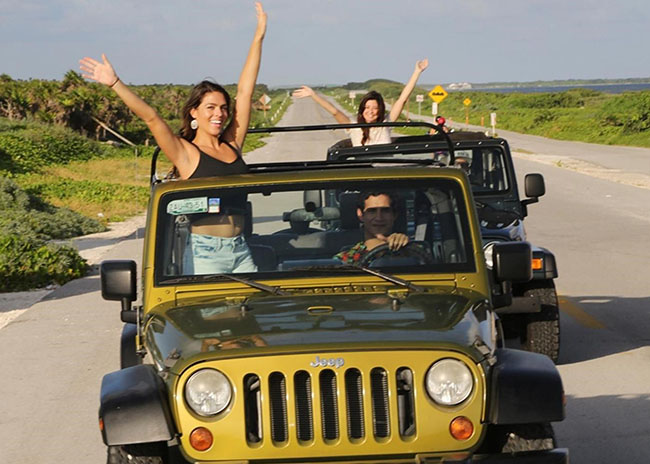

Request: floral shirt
left=334, top=242, right=368, bottom=264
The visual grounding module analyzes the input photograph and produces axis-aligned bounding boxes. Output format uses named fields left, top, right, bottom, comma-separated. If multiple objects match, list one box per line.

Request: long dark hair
left=356, top=90, right=386, bottom=145
left=180, top=80, right=231, bottom=141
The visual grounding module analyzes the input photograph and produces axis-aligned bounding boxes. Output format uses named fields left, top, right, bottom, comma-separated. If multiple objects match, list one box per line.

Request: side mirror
left=101, top=260, right=137, bottom=323
left=524, top=173, right=545, bottom=198
left=521, top=173, right=545, bottom=216
left=493, top=242, right=532, bottom=283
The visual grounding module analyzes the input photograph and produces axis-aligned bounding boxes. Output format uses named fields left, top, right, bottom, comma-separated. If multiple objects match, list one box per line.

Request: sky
left=1, top=0, right=649, bottom=88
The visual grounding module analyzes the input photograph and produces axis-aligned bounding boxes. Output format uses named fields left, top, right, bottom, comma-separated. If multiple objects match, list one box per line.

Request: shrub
left=0, top=176, right=105, bottom=240
left=0, top=233, right=87, bottom=292
left=0, top=120, right=106, bottom=175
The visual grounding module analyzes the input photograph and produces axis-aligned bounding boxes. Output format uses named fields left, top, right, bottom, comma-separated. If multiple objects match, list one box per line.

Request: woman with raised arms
left=293, top=59, right=428, bottom=146
left=79, top=2, right=267, bottom=274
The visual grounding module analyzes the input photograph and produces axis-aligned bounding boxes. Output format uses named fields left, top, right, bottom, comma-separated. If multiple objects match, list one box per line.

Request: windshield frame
left=152, top=174, right=477, bottom=286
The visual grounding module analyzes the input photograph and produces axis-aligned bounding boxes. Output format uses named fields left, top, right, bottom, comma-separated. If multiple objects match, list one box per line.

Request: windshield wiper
left=160, top=274, right=289, bottom=296
left=289, top=264, right=425, bottom=292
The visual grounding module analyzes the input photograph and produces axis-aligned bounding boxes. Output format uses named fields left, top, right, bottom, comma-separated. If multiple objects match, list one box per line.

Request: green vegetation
left=323, top=80, right=650, bottom=148
left=435, top=89, right=650, bottom=147
left=0, top=234, right=87, bottom=292
left=0, top=72, right=290, bottom=291
left=0, top=177, right=94, bottom=291
left=0, top=72, right=289, bottom=145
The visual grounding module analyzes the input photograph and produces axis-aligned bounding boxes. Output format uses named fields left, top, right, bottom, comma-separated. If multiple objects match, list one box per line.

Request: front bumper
left=196, top=448, right=569, bottom=463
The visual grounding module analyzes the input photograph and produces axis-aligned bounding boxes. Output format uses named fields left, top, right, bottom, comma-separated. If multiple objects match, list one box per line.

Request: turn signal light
left=190, top=427, right=213, bottom=451
left=532, top=258, right=543, bottom=270
left=449, top=416, right=474, bottom=440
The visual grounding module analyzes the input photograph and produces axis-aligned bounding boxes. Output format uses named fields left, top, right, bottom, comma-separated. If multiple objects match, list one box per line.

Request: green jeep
left=99, top=124, right=567, bottom=463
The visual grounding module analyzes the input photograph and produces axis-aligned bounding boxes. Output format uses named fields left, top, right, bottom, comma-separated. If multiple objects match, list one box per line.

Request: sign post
left=416, top=94, right=424, bottom=115
left=428, top=85, right=447, bottom=119
left=490, top=112, right=497, bottom=136
left=259, top=94, right=271, bottom=120
left=463, top=98, right=472, bottom=127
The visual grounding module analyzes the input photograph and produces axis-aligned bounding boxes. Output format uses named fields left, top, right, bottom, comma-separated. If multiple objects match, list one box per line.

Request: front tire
left=107, top=442, right=167, bottom=464
left=522, top=281, right=560, bottom=363
left=481, top=423, right=556, bottom=454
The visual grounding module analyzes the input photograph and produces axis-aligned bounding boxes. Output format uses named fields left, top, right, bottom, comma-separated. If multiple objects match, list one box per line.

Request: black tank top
left=188, top=141, right=249, bottom=179
left=188, top=141, right=249, bottom=215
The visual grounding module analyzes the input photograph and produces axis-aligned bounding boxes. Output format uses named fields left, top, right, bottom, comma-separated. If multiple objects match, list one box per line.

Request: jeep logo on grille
left=310, top=356, right=345, bottom=369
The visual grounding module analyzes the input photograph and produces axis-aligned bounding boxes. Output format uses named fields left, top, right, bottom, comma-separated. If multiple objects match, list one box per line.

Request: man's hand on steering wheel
left=359, top=240, right=435, bottom=266
left=373, top=233, right=409, bottom=251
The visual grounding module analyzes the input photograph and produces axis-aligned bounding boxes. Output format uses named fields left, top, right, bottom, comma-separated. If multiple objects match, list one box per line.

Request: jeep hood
left=145, top=292, right=488, bottom=372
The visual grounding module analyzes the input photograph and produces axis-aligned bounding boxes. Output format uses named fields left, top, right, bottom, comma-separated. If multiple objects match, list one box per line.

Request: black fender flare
left=486, top=348, right=565, bottom=424
left=99, top=364, right=175, bottom=446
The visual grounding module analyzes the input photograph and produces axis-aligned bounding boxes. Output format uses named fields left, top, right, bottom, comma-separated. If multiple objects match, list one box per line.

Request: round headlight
left=425, top=359, right=473, bottom=406
left=185, top=369, right=232, bottom=416
left=483, top=241, right=497, bottom=269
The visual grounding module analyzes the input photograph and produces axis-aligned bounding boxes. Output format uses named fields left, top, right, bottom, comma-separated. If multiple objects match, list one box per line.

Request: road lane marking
left=558, top=296, right=607, bottom=329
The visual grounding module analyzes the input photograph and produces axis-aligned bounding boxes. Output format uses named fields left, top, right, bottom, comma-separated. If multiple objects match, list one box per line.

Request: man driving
left=334, top=191, right=409, bottom=264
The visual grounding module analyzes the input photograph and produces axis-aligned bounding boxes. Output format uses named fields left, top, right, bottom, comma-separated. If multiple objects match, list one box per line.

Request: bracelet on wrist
left=109, top=77, right=120, bottom=88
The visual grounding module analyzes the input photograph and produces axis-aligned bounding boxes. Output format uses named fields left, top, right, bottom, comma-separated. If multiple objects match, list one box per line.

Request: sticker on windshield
left=208, top=197, right=221, bottom=213
left=167, top=197, right=208, bottom=215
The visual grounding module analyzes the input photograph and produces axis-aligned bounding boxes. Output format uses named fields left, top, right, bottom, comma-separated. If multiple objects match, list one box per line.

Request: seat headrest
left=338, top=191, right=360, bottom=230
left=304, top=190, right=322, bottom=212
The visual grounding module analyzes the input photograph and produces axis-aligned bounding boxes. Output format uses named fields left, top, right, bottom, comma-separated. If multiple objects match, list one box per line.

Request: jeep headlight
left=185, top=369, right=232, bottom=416
left=425, top=359, right=473, bottom=406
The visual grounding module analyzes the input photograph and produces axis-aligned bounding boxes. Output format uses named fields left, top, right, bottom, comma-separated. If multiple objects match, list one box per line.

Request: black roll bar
left=150, top=121, right=454, bottom=185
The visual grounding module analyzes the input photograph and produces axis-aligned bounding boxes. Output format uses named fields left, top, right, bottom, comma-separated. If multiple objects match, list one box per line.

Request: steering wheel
left=359, top=241, right=435, bottom=266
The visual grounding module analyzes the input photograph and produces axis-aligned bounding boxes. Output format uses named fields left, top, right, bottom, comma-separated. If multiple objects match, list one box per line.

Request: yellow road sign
left=428, top=85, right=448, bottom=104
left=463, top=98, right=472, bottom=106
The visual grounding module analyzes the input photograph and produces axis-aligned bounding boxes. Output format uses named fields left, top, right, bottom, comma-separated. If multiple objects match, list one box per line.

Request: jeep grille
left=243, top=366, right=416, bottom=445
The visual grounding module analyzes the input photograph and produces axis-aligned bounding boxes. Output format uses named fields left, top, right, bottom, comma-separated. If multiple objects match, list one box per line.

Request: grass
left=16, top=153, right=162, bottom=223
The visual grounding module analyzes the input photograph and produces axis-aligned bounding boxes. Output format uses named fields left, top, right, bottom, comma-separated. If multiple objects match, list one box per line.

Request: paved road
left=0, top=235, right=142, bottom=463
left=245, top=96, right=347, bottom=163
left=1, top=96, right=649, bottom=463
left=511, top=156, right=650, bottom=463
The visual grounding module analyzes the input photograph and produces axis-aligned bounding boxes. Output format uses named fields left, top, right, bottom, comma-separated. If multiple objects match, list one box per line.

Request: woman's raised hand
left=79, top=54, right=119, bottom=87
left=416, top=58, right=429, bottom=73
left=255, top=2, right=267, bottom=38
left=292, top=85, right=315, bottom=99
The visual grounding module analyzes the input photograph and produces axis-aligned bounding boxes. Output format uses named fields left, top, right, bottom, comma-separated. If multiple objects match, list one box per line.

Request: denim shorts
left=183, top=233, right=258, bottom=275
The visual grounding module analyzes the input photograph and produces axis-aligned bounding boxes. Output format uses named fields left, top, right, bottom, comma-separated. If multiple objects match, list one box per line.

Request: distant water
left=464, top=83, right=650, bottom=94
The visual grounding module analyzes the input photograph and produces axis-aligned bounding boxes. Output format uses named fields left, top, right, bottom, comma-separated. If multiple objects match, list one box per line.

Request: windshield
left=154, top=177, right=475, bottom=284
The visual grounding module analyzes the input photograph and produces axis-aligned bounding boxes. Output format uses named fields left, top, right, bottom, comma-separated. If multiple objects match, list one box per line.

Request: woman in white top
left=293, top=59, right=428, bottom=146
